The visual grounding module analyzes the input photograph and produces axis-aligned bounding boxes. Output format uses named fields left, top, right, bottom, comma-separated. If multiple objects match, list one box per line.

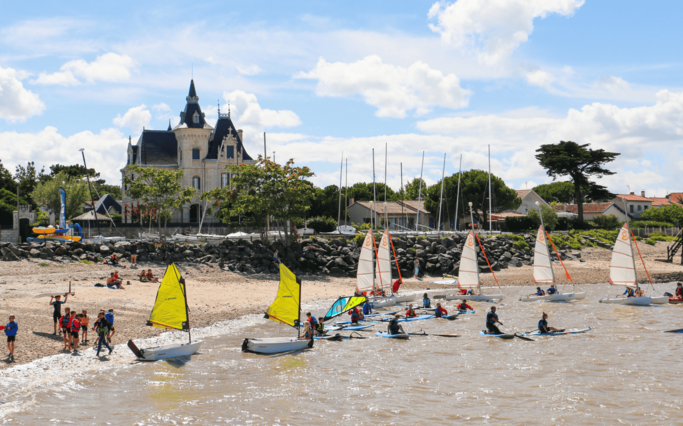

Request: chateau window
left=192, top=176, right=201, bottom=191
left=179, top=149, right=182, bottom=160
left=192, top=148, right=200, bottom=160
left=193, top=112, right=199, bottom=124
left=630, top=205, right=634, bottom=213
left=221, top=173, right=229, bottom=188
left=637, top=205, right=641, bottom=211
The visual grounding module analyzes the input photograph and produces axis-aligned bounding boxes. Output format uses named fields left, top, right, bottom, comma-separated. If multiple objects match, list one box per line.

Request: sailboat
left=520, top=205, right=586, bottom=302
left=446, top=203, right=503, bottom=301
left=377, top=230, right=415, bottom=303
left=242, top=263, right=314, bottom=354
left=599, top=222, right=668, bottom=305
left=127, top=264, right=202, bottom=361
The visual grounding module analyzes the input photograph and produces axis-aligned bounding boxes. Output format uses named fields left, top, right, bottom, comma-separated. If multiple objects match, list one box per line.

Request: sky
left=1, top=0, right=683, bottom=198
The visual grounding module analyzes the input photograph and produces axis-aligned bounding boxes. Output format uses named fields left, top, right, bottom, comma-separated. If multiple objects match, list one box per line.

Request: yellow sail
left=265, top=263, right=301, bottom=328
left=148, top=264, right=189, bottom=330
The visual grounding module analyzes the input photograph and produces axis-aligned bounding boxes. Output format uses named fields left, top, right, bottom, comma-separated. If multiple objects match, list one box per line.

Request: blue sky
left=1, top=0, right=682, bottom=197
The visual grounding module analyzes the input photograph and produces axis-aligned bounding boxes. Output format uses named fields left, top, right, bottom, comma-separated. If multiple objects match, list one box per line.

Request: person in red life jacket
left=305, top=312, right=318, bottom=329
left=457, top=301, right=473, bottom=312
left=70, top=314, right=81, bottom=353
left=349, top=307, right=362, bottom=324
left=672, top=282, right=683, bottom=301
left=59, top=308, right=72, bottom=350
left=392, top=279, right=402, bottom=294
left=434, top=303, right=448, bottom=318
left=405, top=304, right=417, bottom=318
left=68, top=311, right=78, bottom=350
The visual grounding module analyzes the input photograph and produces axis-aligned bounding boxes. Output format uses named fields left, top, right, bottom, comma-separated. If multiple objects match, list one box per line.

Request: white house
left=614, top=192, right=653, bottom=218
left=515, top=189, right=551, bottom=214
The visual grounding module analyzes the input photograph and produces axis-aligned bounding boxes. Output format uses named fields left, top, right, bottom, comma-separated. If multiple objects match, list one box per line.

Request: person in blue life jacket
left=623, top=287, right=636, bottom=298
left=547, top=285, right=558, bottom=295
left=305, top=312, right=318, bottom=329
left=434, top=303, right=448, bottom=318
left=485, top=307, right=503, bottom=335
left=3, top=315, right=18, bottom=362
left=538, top=312, right=563, bottom=333
left=466, top=289, right=474, bottom=295
left=387, top=314, right=406, bottom=335
left=457, top=301, right=473, bottom=312
left=362, top=300, right=372, bottom=316
left=528, top=287, right=545, bottom=297
left=422, top=293, right=431, bottom=309
left=105, top=309, right=115, bottom=343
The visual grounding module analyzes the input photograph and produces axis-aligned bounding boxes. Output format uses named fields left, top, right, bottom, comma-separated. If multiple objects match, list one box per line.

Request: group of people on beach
left=50, top=294, right=116, bottom=357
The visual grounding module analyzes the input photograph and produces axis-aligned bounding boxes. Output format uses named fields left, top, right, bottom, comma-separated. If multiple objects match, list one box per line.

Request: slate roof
left=138, top=130, right=178, bottom=165
left=206, top=115, right=253, bottom=161
left=177, top=79, right=212, bottom=130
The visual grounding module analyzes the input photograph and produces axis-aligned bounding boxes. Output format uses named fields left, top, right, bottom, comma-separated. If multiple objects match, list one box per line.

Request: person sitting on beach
left=623, top=287, right=635, bottom=297
left=547, top=285, right=558, bottom=295
left=457, top=301, right=473, bottom=312
left=50, top=294, right=68, bottom=335
left=485, top=307, right=503, bottom=335
left=538, top=312, right=563, bottom=333
left=387, top=314, right=405, bottom=335
left=434, top=303, right=448, bottom=318
left=405, top=304, right=417, bottom=318
left=362, top=299, right=372, bottom=316
left=60, top=308, right=72, bottom=350
left=315, top=317, right=326, bottom=336
left=106, top=273, right=122, bottom=289
left=139, top=270, right=148, bottom=282
left=301, top=322, right=312, bottom=339
left=146, top=269, right=158, bottom=283
left=93, top=312, right=112, bottom=357
left=80, top=310, right=89, bottom=344
left=422, top=293, right=431, bottom=309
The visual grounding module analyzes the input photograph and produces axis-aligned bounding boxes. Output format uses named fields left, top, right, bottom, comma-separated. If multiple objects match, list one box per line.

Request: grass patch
left=80, top=259, right=94, bottom=265
left=648, top=232, right=674, bottom=242
left=38, top=262, right=50, bottom=267
left=644, top=239, right=657, bottom=245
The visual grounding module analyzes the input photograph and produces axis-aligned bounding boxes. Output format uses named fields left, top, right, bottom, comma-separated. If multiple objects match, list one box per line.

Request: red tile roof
left=396, top=200, right=430, bottom=214
left=490, top=212, right=524, bottom=220
left=668, top=193, right=683, bottom=204
left=515, top=189, right=531, bottom=199
left=616, top=194, right=652, bottom=202
left=650, top=198, right=671, bottom=207
left=552, top=202, right=614, bottom=213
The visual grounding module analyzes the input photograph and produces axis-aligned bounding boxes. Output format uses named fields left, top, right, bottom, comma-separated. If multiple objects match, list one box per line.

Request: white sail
left=356, top=229, right=376, bottom=293
left=533, top=225, right=554, bottom=284
left=458, top=231, right=480, bottom=289
left=377, top=230, right=393, bottom=290
left=609, top=223, right=638, bottom=287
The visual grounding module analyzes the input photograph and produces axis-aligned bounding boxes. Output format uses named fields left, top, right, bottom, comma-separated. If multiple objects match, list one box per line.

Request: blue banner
left=58, top=187, right=66, bottom=229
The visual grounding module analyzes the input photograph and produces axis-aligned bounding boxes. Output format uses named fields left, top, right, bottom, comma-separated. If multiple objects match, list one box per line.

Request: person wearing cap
left=387, top=314, right=405, bottom=335
left=485, top=306, right=503, bottom=335
left=538, top=312, right=563, bottom=333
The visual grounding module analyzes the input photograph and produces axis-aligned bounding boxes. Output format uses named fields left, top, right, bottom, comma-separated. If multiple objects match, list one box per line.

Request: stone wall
left=0, top=229, right=18, bottom=244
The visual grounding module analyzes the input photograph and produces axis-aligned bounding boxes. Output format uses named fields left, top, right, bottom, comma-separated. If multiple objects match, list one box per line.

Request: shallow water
left=2, top=283, right=682, bottom=425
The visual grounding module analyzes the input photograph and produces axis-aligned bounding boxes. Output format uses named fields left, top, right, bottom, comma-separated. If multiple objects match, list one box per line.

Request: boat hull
left=139, top=341, right=202, bottom=361
left=445, top=294, right=503, bottom=301
left=371, top=294, right=415, bottom=307
left=519, top=292, right=586, bottom=302
left=599, top=296, right=654, bottom=306
left=526, top=327, right=592, bottom=336
left=242, top=337, right=313, bottom=354
left=376, top=332, right=409, bottom=339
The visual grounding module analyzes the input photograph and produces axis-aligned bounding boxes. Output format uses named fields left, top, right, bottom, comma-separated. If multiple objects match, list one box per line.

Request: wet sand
left=0, top=241, right=681, bottom=370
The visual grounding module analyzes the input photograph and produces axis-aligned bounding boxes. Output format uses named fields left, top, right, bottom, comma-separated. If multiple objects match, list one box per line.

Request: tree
left=123, top=165, right=195, bottom=231
left=641, top=204, right=683, bottom=225
left=202, top=156, right=315, bottom=246
left=31, top=171, right=90, bottom=220
left=49, top=164, right=121, bottom=200
left=0, top=160, right=17, bottom=194
left=0, top=188, right=17, bottom=226
left=527, top=205, right=560, bottom=231
left=14, top=161, right=45, bottom=208
left=424, top=170, right=521, bottom=229
left=309, top=185, right=342, bottom=219
left=403, top=177, right=427, bottom=200
left=536, top=141, right=619, bottom=221
left=533, top=182, right=575, bottom=204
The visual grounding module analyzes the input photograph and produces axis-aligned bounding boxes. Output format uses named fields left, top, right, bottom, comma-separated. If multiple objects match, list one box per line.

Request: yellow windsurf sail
left=265, top=263, right=301, bottom=328
left=148, top=264, right=189, bottom=330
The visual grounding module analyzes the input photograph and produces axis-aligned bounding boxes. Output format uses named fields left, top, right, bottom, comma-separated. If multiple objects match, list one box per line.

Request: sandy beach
left=1, top=241, right=681, bottom=370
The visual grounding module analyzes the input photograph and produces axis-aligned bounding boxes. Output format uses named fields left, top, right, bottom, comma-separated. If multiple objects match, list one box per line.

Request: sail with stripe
left=322, top=296, right=366, bottom=321
left=609, top=223, right=638, bottom=287
left=458, top=231, right=480, bottom=289
left=356, top=229, right=376, bottom=293
left=533, top=225, right=555, bottom=284
left=377, top=230, right=393, bottom=291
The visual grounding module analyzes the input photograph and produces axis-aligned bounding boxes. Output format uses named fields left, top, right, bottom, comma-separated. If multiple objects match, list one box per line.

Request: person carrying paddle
left=387, top=314, right=406, bottom=335
left=434, top=303, right=448, bottom=318
left=457, top=301, right=473, bottom=312
left=50, top=294, right=68, bottom=335
left=486, top=307, right=503, bottom=335
left=422, top=293, right=431, bottom=309
left=405, top=304, right=417, bottom=318
left=538, top=312, right=563, bottom=333
left=547, top=285, right=558, bottom=295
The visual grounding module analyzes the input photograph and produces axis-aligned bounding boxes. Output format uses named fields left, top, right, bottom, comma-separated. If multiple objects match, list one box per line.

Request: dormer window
left=192, top=149, right=200, bottom=160
left=193, top=112, right=199, bottom=124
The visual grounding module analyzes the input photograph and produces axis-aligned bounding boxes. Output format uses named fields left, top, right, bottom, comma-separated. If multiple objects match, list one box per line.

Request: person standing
left=3, top=315, right=17, bottom=362
left=362, top=299, right=373, bottom=316
left=60, top=308, right=72, bottom=350
left=50, top=294, right=68, bottom=335
left=80, top=310, right=89, bottom=344
left=70, top=314, right=81, bottom=353
left=68, top=311, right=78, bottom=350
left=105, top=309, right=115, bottom=343
left=93, top=312, right=113, bottom=357
left=413, top=257, right=420, bottom=279
left=130, top=242, right=138, bottom=265
left=486, top=307, right=503, bottom=335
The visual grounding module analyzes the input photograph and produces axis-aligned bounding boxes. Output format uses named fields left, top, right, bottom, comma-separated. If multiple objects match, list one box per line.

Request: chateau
left=121, top=80, right=255, bottom=224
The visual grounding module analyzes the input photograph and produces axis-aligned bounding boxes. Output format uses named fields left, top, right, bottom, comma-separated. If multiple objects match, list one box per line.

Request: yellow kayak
left=36, top=235, right=82, bottom=242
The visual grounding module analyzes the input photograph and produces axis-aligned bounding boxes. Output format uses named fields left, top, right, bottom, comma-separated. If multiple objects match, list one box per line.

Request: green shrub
left=504, top=216, right=537, bottom=232
left=644, top=239, right=656, bottom=245
left=591, top=214, right=621, bottom=229
left=80, top=259, right=94, bottom=265
left=630, top=220, right=674, bottom=229
left=306, top=216, right=337, bottom=233
left=513, top=239, right=530, bottom=250
left=39, top=262, right=49, bottom=267
left=648, top=232, right=674, bottom=242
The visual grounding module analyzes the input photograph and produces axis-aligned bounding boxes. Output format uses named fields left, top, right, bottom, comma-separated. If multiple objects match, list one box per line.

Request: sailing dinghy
left=519, top=223, right=585, bottom=302
left=599, top=223, right=668, bottom=305
left=377, top=230, right=414, bottom=303
left=127, top=264, right=202, bottom=361
left=357, top=230, right=412, bottom=308
left=445, top=231, right=503, bottom=301
left=242, top=263, right=314, bottom=354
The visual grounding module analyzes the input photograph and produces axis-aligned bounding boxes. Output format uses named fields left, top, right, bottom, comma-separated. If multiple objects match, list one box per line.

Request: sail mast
left=384, top=143, right=388, bottom=230
left=337, top=152, right=343, bottom=232
left=438, top=153, right=446, bottom=233
left=416, top=151, right=425, bottom=232
left=372, top=149, right=377, bottom=295
left=488, top=144, right=492, bottom=232
left=455, top=154, right=462, bottom=231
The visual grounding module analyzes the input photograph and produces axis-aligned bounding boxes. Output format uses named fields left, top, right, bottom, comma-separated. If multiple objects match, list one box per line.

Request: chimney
left=349, top=197, right=355, bottom=206
left=641, top=190, right=645, bottom=197
left=630, top=192, right=634, bottom=195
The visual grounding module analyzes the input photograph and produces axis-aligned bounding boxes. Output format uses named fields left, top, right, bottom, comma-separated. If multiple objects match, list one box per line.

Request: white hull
left=445, top=294, right=503, bottom=301
left=599, top=296, right=669, bottom=305
left=140, top=341, right=202, bottom=361
left=519, top=292, right=586, bottom=302
left=371, top=294, right=415, bottom=308
left=242, top=337, right=313, bottom=354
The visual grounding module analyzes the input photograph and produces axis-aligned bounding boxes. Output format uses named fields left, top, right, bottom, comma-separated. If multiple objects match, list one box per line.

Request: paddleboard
left=33, top=291, right=74, bottom=298
left=455, top=310, right=475, bottom=314
left=376, top=332, right=409, bottom=339
left=379, top=314, right=435, bottom=323
left=365, top=310, right=398, bottom=318
left=333, top=320, right=378, bottom=325
left=338, top=324, right=373, bottom=331
left=313, top=334, right=343, bottom=341
left=525, top=327, right=592, bottom=336
left=480, top=331, right=515, bottom=339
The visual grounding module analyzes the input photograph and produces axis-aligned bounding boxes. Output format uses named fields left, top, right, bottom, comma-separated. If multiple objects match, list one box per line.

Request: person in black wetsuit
left=387, top=314, right=406, bottom=335
left=538, top=312, right=563, bottom=333
left=486, top=306, right=503, bottom=335
left=49, top=294, right=68, bottom=335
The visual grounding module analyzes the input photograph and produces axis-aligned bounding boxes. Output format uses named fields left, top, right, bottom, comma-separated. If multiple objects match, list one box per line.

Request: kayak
left=333, top=319, right=378, bottom=325
left=365, top=310, right=398, bottom=318
left=326, top=324, right=374, bottom=332
left=455, top=310, right=475, bottom=315
left=479, top=331, right=515, bottom=339
left=376, top=332, right=409, bottom=340
left=379, top=314, right=435, bottom=323
left=524, top=327, right=592, bottom=336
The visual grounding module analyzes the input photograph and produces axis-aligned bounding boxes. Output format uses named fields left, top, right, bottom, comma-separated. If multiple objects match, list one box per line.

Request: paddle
left=513, top=333, right=535, bottom=342
left=664, top=328, right=683, bottom=333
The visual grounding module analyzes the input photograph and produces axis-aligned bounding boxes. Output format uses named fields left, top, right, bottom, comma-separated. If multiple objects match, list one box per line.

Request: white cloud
left=295, top=55, right=470, bottom=118
left=152, top=102, right=174, bottom=122
left=224, top=90, right=301, bottom=129
left=113, top=104, right=151, bottom=131
left=0, top=126, right=127, bottom=185
left=428, top=0, right=584, bottom=65
left=526, top=69, right=555, bottom=89
left=33, top=53, right=136, bottom=86
left=0, top=66, right=45, bottom=122
left=236, top=64, right=262, bottom=76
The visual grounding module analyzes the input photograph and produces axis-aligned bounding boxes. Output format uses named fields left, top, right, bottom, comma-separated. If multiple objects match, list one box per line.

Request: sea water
left=1, top=283, right=682, bottom=425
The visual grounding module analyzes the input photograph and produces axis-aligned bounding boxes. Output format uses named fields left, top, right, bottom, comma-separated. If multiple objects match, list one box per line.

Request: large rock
left=40, top=247, right=55, bottom=258
left=1, top=247, right=20, bottom=261
left=55, top=246, right=66, bottom=256
left=99, top=245, right=111, bottom=255
left=30, top=248, right=41, bottom=258
left=73, top=248, right=84, bottom=256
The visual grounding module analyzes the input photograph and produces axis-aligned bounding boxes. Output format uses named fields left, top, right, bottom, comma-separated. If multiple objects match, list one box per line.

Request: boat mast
left=416, top=151, right=425, bottom=232
left=621, top=197, right=640, bottom=292
left=337, top=152, right=343, bottom=232
left=488, top=144, right=492, bottom=232
left=468, top=201, right=481, bottom=295
left=345, top=158, right=348, bottom=225
left=437, top=153, right=446, bottom=234
left=400, top=163, right=404, bottom=229
left=384, top=143, right=388, bottom=230
left=455, top=154, right=462, bottom=231
left=372, top=149, right=377, bottom=296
